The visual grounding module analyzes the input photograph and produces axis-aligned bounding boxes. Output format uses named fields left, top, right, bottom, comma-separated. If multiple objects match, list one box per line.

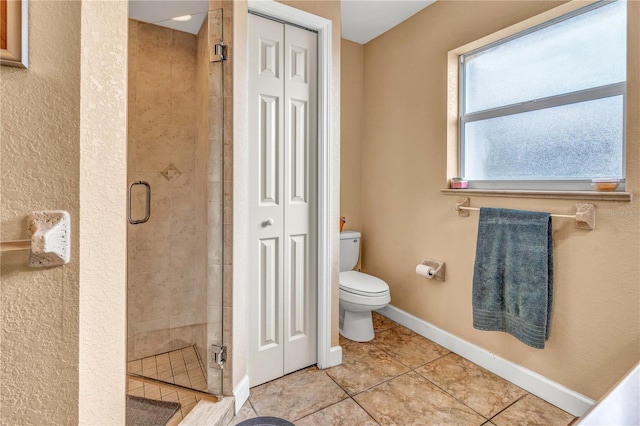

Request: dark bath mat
left=126, top=395, right=181, bottom=426
left=237, top=417, right=294, bottom=426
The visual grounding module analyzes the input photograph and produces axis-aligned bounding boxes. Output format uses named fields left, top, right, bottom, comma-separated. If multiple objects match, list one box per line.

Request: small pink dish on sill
left=450, top=178, right=468, bottom=189
left=591, top=178, right=620, bottom=191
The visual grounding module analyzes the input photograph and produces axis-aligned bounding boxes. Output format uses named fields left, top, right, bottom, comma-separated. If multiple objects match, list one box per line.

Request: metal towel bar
left=0, top=239, right=31, bottom=252
left=455, top=197, right=596, bottom=230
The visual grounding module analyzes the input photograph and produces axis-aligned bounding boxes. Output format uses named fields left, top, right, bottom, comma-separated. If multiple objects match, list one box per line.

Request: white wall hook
left=27, top=211, right=71, bottom=267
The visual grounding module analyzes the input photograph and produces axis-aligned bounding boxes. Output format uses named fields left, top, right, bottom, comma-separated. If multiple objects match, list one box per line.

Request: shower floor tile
left=229, top=312, right=577, bottom=426
left=126, top=345, right=211, bottom=424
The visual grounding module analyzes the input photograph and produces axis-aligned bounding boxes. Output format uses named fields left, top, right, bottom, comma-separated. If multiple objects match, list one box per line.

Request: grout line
left=349, top=370, right=415, bottom=398
left=129, top=345, right=195, bottom=365
left=127, top=373, right=220, bottom=402
left=323, top=362, right=383, bottom=424
left=323, top=367, right=351, bottom=396
left=326, top=362, right=404, bottom=426
left=339, top=335, right=503, bottom=424
left=192, top=344, right=208, bottom=380
left=487, top=393, right=529, bottom=423
left=239, top=323, right=575, bottom=426
left=288, top=396, right=349, bottom=424
left=410, top=357, right=495, bottom=422
left=247, top=395, right=258, bottom=416
left=348, top=393, right=382, bottom=426
left=268, top=368, right=350, bottom=423
left=373, top=325, right=539, bottom=423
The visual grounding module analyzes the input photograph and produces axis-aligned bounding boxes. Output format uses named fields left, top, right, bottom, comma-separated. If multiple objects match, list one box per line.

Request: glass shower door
left=126, top=5, right=225, bottom=408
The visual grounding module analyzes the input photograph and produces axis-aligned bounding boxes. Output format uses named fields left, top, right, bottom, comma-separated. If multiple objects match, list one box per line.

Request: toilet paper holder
left=417, top=258, right=446, bottom=281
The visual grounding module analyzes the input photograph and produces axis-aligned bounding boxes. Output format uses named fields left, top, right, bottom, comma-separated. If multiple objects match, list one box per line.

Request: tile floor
left=229, top=312, right=577, bottom=426
left=126, top=345, right=211, bottom=425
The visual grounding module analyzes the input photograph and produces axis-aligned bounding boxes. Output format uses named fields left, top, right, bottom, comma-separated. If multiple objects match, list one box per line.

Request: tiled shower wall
left=127, top=19, right=209, bottom=363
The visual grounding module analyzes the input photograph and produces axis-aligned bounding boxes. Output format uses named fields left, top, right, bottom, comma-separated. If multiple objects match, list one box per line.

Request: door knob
left=263, top=218, right=274, bottom=227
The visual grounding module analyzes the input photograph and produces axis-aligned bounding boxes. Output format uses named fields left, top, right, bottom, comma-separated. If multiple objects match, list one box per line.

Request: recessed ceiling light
left=171, top=14, right=192, bottom=22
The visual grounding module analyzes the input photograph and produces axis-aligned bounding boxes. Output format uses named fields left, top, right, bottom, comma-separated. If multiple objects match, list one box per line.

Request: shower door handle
left=128, top=181, right=151, bottom=225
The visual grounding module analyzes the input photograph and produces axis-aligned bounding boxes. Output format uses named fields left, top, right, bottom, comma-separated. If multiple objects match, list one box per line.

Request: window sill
left=441, top=188, right=633, bottom=201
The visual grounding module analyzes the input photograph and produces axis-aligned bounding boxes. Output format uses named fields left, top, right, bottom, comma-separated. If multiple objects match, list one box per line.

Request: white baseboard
left=328, top=345, right=342, bottom=367
left=377, top=305, right=595, bottom=417
left=233, top=375, right=250, bottom=414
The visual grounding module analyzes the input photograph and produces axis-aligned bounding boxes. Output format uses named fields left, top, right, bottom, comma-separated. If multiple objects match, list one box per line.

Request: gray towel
left=472, top=208, right=553, bottom=349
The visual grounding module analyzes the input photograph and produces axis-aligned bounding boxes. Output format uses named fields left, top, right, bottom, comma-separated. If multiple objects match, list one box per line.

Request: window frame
left=457, top=0, right=626, bottom=191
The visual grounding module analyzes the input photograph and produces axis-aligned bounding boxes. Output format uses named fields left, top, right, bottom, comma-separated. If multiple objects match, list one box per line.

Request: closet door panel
left=248, top=13, right=318, bottom=386
left=248, top=13, right=285, bottom=387
left=283, top=23, right=318, bottom=375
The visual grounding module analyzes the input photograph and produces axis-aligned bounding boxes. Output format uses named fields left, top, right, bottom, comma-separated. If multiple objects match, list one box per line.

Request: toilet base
left=339, top=308, right=375, bottom=342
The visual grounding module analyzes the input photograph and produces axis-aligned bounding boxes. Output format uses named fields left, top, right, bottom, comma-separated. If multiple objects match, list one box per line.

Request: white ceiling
left=342, top=0, right=435, bottom=44
left=128, top=1, right=208, bottom=34
left=128, top=0, right=435, bottom=44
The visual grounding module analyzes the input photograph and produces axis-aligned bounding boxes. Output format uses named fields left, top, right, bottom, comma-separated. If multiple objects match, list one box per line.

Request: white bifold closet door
left=247, top=13, right=318, bottom=387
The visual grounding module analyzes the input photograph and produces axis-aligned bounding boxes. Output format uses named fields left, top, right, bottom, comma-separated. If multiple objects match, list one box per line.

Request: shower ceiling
left=128, top=0, right=436, bottom=42
left=128, top=0, right=208, bottom=34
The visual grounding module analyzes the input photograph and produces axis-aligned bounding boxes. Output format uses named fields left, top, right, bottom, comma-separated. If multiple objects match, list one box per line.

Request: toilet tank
left=340, top=231, right=361, bottom=272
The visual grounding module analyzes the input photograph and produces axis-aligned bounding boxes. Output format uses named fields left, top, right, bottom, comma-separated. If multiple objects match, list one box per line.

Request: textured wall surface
left=357, top=0, right=639, bottom=400
left=0, top=1, right=81, bottom=424
left=78, top=0, right=128, bottom=424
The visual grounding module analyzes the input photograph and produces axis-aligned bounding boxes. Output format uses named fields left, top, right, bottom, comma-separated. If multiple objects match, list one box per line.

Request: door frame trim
left=247, top=0, right=333, bottom=369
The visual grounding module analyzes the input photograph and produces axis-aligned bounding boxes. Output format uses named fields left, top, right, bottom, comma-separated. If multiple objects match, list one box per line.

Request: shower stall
left=126, top=4, right=228, bottom=400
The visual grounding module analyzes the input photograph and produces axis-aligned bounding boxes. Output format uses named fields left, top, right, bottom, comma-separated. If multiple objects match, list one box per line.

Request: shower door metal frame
left=207, top=6, right=227, bottom=397
left=125, top=7, right=227, bottom=400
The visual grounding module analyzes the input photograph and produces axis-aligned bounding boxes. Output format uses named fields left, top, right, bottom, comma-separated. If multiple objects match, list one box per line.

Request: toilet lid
left=339, top=271, right=389, bottom=296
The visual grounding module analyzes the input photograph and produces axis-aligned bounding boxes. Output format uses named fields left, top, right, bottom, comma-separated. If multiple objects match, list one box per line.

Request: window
left=459, top=0, right=626, bottom=191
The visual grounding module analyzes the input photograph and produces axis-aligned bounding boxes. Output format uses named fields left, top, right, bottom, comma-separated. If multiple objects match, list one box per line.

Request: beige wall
left=0, top=2, right=81, bottom=423
left=1, top=1, right=128, bottom=424
left=340, top=40, right=364, bottom=236
left=78, top=1, right=128, bottom=422
left=355, top=0, right=639, bottom=400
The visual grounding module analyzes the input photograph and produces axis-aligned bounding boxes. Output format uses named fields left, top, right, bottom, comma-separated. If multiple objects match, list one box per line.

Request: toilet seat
left=339, top=271, right=390, bottom=305
left=340, top=270, right=389, bottom=295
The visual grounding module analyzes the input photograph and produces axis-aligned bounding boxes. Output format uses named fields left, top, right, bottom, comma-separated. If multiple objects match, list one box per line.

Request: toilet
left=339, top=231, right=391, bottom=342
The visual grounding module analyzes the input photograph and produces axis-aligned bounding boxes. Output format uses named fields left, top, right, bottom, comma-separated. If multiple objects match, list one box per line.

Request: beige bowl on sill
left=591, top=178, right=620, bottom=191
